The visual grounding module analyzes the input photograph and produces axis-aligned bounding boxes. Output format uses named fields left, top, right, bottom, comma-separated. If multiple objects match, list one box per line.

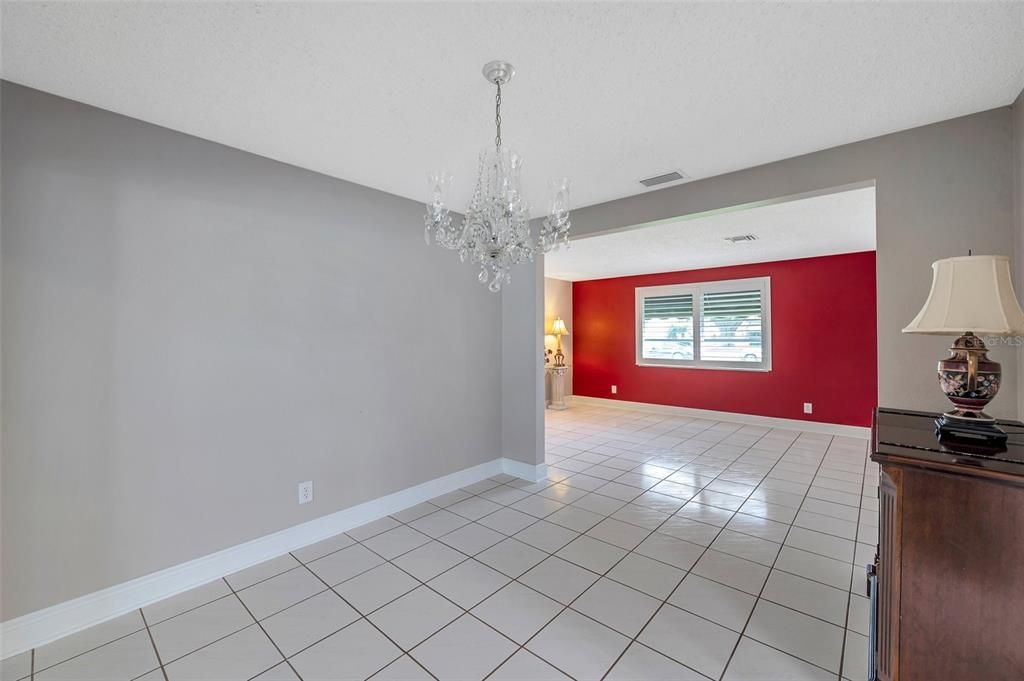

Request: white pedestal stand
left=546, top=365, right=569, bottom=410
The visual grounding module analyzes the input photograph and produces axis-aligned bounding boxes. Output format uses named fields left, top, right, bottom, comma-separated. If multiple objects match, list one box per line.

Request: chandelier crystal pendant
left=424, top=60, right=571, bottom=292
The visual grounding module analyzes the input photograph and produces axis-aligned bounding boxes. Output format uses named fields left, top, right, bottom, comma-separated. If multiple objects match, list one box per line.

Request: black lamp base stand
left=935, top=412, right=1007, bottom=443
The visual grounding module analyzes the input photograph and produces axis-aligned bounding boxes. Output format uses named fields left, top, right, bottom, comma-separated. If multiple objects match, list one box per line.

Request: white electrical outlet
left=298, top=481, right=313, bottom=504
left=803, top=403, right=813, bottom=414
left=611, top=385, right=618, bottom=394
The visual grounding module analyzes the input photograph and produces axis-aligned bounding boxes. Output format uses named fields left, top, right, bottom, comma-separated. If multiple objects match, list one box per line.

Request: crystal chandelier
left=424, top=61, right=571, bottom=292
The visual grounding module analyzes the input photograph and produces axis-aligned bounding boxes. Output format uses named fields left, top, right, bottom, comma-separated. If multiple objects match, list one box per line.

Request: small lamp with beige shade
left=903, top=255, right=1024, bottom=442
left=550, top=317, right=569, bottom=367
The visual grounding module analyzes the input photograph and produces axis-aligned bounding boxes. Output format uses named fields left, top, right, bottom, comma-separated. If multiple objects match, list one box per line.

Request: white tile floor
left=4, top=403, right=877, bottom=681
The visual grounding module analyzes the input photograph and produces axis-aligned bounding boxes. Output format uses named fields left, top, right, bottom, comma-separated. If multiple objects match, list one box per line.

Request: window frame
left=635, top=276, right=772, bottom=371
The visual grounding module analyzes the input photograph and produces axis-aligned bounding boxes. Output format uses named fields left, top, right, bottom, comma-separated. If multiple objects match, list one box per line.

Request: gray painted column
left=501, top=256, right=545, bottom=468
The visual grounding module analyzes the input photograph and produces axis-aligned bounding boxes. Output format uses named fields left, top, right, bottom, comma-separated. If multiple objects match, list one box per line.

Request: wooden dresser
left=870, top=408, right=1024, bottom=681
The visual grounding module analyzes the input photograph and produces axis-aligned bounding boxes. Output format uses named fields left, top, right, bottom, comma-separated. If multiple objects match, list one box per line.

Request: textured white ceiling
left=544, top=186, right=876, bottom=280
left=2, top=3, right=1022, bottom=216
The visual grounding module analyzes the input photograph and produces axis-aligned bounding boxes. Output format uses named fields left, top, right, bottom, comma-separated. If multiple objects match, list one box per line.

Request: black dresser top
left=872, top=407, right=1024, bottom=484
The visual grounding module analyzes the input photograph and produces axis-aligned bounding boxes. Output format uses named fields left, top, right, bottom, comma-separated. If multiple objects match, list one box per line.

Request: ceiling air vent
left=639, top=171, right=687, bottom=187
left=723, top=234, right=758, bottom=243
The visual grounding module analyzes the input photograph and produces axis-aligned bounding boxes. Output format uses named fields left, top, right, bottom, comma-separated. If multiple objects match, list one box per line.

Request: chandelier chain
left=494, top=80, right=502, bottom=150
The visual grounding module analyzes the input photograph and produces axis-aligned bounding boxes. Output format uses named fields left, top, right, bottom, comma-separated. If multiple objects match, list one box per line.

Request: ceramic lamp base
left=935, top=331, right=1004, bottom=443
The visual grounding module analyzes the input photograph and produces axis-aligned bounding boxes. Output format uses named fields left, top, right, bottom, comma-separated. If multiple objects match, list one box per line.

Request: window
left=636, top=277, right=771, bottom=370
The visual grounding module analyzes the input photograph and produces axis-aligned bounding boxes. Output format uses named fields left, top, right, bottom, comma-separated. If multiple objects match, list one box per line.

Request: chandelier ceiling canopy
left=423, top=60, right=571, bottom=292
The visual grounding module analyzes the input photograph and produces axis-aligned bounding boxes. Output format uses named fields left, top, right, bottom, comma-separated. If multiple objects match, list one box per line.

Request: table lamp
left=902, top=255, right=1024, bottom=441
left=551, top=317, right=569, bottom=367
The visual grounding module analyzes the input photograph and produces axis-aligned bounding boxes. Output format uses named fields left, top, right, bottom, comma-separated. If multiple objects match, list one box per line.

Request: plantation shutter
left=699, top=289, right=763, bottom=363
left=641, top=294, right=694, bottom=360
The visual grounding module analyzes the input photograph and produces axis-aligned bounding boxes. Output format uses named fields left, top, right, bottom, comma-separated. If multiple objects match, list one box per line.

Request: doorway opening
left=542, top=183, right=877, bottom=429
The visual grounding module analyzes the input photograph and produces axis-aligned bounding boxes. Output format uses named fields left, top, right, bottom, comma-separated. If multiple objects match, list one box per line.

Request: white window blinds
left=635, top=277, right=770, bottom=370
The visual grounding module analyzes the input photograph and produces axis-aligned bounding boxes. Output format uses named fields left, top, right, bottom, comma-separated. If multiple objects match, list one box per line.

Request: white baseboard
left=501, top=459, right=548, bottom=483
left=568, top=395, right=872, bottom=439
left=1, top=456, right=536, bottom=659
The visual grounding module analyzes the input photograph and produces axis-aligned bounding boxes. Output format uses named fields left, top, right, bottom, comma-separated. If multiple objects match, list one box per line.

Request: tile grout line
left=142, top=594, right=238, bottom=632
left=472, top=488, right=689, bottom=681
left=410, top=464, right=722, bottom=581
left=494, top=496, right=692, bottom=677
left=549, top=422, right=794, bottom=672
left=835, top=435, right=874, bottom=681
left=714, top=433, right=848, bottom=680
left=221, top=576, right=308, bottom=681
left=24, top=620, right=151, bottom=676
left=534, top=432, right=859, bottom=677
left=294, top=556, right=441, bottom=681
left=334, top=512, right=585, bottom=680
left=138, top=608, right=170, bottom=681
left=304, top=420, right=859, bottom=678
left=143, top=580, right=289, bottom=678
left=335, top=478, right=679, bottom=680
left=594, top=426, right=811, bottom=680
left=571, top=500, right=729, bottom=680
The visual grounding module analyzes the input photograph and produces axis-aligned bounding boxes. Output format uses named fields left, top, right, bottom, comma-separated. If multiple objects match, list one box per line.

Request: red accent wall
left=572, top=251, right=877, bottom=427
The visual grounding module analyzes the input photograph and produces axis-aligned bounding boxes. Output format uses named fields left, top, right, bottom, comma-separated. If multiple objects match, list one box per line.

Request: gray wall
left=0, top=82, right=501, bottom=620
left=561, top=107, right=1018, bottom=418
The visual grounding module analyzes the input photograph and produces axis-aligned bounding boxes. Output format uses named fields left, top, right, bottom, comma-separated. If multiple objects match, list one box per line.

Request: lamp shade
left=551, top=317, right=569, bottom=336
left=902, top=255, right=1024, bottom=336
